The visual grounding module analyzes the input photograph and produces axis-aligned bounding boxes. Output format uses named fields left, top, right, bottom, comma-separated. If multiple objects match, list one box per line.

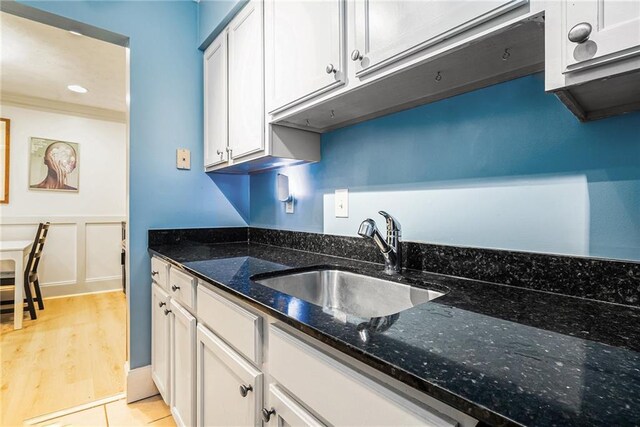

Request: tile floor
left=27, top=395, right=175, bottom=427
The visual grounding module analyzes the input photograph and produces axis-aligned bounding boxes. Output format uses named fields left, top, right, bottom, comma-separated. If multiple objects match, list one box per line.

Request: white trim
left=125, top=362, right=159, bottom=404
left=43, top=288, right=122, bottom=300
left=24, top=393, right=126, bottom=425
left=0, top=92, right=126, bottom=123
left=0, top=215, right=126, bottom=225
left=41, top=277, right=121, bottom=298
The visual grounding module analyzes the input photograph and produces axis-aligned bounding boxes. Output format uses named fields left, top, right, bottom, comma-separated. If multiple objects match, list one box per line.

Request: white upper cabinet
left=265, top=0, right=346, bottom=113
left=564, top=0, right=640, bottom=70
left=228, top=0, right=264, bottom=160
left=350, top=0, right=527, bottom=77
left=545, top=0, right=640, bottom=120
left=203, top=0, right=321, bottom=173
left=204, top=31, right=228, bottom=168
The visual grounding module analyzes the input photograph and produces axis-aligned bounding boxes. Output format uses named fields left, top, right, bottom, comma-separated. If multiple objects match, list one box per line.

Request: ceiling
left=1, top=12, right=126, bottom=119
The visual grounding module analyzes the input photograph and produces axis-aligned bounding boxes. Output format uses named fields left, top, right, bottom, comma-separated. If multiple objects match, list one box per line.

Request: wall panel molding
left=0, top=215, right=125, bottom=297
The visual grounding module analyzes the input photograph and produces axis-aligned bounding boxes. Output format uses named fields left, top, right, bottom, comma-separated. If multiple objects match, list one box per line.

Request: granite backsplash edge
left=148, top=227, right=640, bottom=307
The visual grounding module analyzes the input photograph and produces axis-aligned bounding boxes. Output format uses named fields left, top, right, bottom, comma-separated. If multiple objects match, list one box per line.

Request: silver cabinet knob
left=326, top=63, right=337, bottom=74
left=261, top=408, right=276, bottom=422
left=158, top=302, right=166, bottom=308
left=239, top=384, right=253, bottom=397
left=351, top=49, right=363, bottom=61
left=164, top=308, right=172, bottom=316
left=216, top=149, right=223, bottom=156
left=171, top=285, right=180, bottom=292
left=568, top=22, right=592, bottom=43
left=151, top=271, right=159, bottom=276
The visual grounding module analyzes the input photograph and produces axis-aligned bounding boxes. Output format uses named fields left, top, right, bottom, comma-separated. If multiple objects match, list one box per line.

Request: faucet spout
left=358, top=214, right=402, bottom=275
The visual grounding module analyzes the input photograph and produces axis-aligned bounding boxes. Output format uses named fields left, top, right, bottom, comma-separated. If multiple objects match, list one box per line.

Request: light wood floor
left=0, top=291, right=127, bottom=426
left=27, top=394, right=175, bottom=427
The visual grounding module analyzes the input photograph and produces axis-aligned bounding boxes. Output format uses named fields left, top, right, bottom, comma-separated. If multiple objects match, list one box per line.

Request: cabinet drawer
left=197, top=285, right=262, bottom=365
left=169, top=267, right=196, bottom=312
left=151, top=256, right=170, bottom=291
left=269, top=325, right=457, bottom=427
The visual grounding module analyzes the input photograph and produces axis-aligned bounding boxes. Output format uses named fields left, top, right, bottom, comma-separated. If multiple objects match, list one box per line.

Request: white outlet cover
left=335, top=189, right=348, bottom=217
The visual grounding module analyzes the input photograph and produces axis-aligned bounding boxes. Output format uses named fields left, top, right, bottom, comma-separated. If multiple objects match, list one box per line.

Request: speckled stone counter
left=149, top=240, right=640, bottom=427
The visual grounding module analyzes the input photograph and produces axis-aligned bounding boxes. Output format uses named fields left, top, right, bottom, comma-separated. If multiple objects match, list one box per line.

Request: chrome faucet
left=358, top=211, right=402, bottom=275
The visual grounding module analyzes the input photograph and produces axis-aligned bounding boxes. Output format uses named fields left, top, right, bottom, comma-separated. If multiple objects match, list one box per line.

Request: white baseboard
left=42, top=277, right=122, bottom=298
left=125, top=362, right=159, bottom=403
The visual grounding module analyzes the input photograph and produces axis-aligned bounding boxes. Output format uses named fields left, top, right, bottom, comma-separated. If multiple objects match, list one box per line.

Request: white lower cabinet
left=264, top=384, right=324, bottom=427
left=170, top=299, right=197, bottom=427
left=196, top=324, right=263, bottom=427
left=151, top=283, right=171, bottom=405
left=268, top=324, right=458, bottom=427
left=151, top=257, right=472, bottom=426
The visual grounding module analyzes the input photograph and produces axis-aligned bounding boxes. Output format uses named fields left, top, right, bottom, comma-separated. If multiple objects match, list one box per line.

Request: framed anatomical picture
left=29, top=137, right=79, bottom=192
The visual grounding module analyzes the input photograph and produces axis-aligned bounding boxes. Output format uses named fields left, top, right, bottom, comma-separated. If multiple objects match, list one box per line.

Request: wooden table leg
left=13, top=250, right=24, bottom=330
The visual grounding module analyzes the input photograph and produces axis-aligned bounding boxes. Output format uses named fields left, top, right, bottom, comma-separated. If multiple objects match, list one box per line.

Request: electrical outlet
left=177, top=149, right=191, bottom=170
left=285, top=198, right=294, bottom=214
left=335, top=189, right=348, bottom=217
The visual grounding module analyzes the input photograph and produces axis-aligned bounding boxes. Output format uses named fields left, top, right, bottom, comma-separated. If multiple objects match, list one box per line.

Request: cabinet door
left=196, top=324, right=263, bottom=427
left=228, top=0, right=264, bottom=161
left=351, top=0, right=526, bottom=77
left=265, top=384, right=325, bottom=427
left=204, top=31, right=228, bottom=168
left=171, top=300, right=196, bottom=427
left=265, top=0, right=345, bottom=113
left=151, top=284, right=171, bottom=405
left=564, top=0, right=640, bottom=70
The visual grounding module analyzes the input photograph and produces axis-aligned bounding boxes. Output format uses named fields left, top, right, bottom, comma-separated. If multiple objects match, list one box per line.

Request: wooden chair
left=0, top=222, right=50, bottom=320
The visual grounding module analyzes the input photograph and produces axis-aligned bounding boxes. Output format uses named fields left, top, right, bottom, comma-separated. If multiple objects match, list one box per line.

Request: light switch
left=335, top=189, right=348, bottom=218
left=177, top=149, right=191, bottom=170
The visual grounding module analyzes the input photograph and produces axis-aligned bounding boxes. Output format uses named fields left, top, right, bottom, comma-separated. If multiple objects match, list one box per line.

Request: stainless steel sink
left=253, top=269, right=445, bottom=318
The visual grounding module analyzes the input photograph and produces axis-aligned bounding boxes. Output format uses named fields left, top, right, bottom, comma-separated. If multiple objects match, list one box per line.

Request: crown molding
left=0, top=92, right=127, bottom=123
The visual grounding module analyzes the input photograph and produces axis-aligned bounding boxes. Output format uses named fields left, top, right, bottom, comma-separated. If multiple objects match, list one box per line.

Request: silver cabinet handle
left=239, top=384, right=253, bottom=397
left=164, top=309, right=172, bottom=316
left=351, top=49, right=363, bottom=61
left=216, top=149, right=224, bottom=156
left=158, top=302, right=166, bottom=308
left=568, top=22, right=592, bottom=43
left=326, top=63, right=337, bottom=74
left=151, top=271, right=159, bottom=276
left=171, top=285, right=180, bottom=292
left=261, top=408, right=276, bottom=422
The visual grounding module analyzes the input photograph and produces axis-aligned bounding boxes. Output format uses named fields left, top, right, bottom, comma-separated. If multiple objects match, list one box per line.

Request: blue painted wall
left=18, top=0, right=248, bottom=369
left=251, top=75, right=640, bottom=261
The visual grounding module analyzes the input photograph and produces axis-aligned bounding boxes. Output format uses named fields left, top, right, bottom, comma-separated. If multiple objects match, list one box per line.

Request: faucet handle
left=378, top=211, right=401, bottom=234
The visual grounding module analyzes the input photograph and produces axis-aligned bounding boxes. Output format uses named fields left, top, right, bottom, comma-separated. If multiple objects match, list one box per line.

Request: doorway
left=0, top=10, right=130, bottom=425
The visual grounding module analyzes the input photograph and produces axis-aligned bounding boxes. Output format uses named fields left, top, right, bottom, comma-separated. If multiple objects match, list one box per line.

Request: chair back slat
left=26, top=222, right=50, bottom=277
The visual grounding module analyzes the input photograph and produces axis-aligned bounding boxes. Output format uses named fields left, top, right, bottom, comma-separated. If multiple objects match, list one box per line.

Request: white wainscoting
left=0, top=216, right=125, bottom=298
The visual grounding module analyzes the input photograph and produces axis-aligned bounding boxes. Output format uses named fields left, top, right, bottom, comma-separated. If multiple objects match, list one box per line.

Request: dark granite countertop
left=149, top=241, right=640, bottom=427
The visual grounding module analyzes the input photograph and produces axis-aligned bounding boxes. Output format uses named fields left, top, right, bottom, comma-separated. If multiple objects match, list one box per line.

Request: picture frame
left=29, top=137, right=80, bottom=192
left=0, top=118, right=9, bottom=204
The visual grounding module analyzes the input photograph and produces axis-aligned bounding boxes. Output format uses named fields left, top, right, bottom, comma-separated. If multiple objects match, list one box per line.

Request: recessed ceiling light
left=67, top=85, right=88, bottom=94
left=69, top=30, right=83, bottom=36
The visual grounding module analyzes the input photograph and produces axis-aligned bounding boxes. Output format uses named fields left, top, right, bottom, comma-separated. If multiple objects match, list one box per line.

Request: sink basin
left=253, top=268, right=445, bottom=318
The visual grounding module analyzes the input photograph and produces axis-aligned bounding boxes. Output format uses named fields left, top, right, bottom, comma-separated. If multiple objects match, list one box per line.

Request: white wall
left=0, top=104, right=126, bottom=296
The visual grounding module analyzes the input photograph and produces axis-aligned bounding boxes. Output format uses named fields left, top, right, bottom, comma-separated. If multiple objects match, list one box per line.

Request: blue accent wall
left=18, top=0, right=248, bottom=369
left=251, top=75, right=640, bottom=261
